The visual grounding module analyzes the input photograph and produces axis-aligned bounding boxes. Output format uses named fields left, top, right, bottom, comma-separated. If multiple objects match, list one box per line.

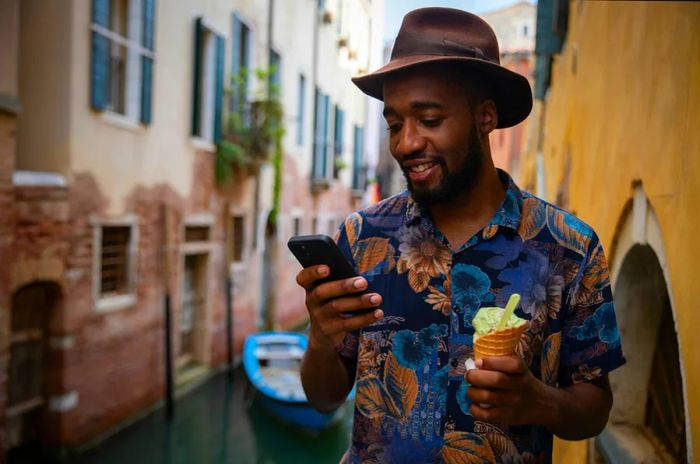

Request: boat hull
left=242, top=332, right=353, bottom=432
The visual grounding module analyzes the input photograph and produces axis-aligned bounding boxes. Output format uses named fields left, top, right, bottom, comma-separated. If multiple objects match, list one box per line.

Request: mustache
left=399, top=152, right=445, bottom=167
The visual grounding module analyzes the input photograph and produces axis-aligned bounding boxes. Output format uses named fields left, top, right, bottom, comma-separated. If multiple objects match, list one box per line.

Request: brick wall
left=0, top=112, right=17, bottom=463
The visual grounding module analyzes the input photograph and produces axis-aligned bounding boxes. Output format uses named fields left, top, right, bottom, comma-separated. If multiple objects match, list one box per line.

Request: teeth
left=410, top=163, right=435, bottom=173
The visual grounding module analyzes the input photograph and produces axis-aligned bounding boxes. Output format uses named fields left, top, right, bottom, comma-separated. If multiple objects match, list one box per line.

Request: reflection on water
left=71, top=368, right=353, bottom=464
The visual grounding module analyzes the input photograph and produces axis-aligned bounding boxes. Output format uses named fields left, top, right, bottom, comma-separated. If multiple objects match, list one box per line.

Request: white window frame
left=91, top=214, right=139, bottom=313
left=90, top=0, right=154, bottom=123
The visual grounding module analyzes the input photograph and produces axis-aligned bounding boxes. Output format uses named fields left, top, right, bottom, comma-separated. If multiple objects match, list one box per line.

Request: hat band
left=392, top=38, right=492, bottom=63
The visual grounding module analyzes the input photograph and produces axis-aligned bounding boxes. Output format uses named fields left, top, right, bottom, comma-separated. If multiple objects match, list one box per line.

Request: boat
left=242, top=332, right=354, bottom=431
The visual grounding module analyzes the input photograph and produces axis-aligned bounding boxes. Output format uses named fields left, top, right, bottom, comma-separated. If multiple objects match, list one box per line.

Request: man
left=297, top=8, right=625, bottom=463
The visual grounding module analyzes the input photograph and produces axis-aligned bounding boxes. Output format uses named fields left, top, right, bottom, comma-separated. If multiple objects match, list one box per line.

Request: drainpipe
left=161, top=203, right=175, bottom=419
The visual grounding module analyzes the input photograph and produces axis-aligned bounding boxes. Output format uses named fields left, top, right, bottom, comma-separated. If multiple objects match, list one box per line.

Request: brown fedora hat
left=352, top=7, right=533, bottom=128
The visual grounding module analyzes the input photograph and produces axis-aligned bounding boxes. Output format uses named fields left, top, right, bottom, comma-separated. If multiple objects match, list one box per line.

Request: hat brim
left=352, top=55, right=533, bottom=129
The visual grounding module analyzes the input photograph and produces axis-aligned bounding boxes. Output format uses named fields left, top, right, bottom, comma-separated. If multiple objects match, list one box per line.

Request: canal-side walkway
left=70, top=368, right=353, bottom=464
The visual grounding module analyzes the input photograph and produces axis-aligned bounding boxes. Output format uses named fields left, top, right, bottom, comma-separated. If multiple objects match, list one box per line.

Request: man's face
left=382, top=68, right=484, bottom=206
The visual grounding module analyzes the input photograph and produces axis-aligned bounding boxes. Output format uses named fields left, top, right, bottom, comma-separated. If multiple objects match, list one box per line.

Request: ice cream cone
left=472, top=323, right=528, bottom=360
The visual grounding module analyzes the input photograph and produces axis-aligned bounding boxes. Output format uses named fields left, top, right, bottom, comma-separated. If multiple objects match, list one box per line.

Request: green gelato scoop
left=473, top=306, right=526, bottom=335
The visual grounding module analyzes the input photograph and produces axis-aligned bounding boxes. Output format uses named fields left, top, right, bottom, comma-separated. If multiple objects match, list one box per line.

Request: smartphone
left=287, top=234, right=376, bottom=315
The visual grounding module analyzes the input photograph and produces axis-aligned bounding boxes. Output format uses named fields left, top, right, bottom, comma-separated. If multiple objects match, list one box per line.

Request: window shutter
left=312, top=88, right=323, bottom=179
left=140, top=0, right=155, bottom=124
left=191, top=17, right=203, bottom=136
left=90, top=0, right=110, bottom=111
left=231, top=13, right=242, bottom=112
left=353, top=126, right=364, bottom=190
left=321, top=94, right=330, bottom=177
left=213, top=35, right=225, bottom=143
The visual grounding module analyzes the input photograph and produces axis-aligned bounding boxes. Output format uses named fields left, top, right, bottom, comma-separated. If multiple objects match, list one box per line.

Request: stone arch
left=598, top=183, right=691, bottom=462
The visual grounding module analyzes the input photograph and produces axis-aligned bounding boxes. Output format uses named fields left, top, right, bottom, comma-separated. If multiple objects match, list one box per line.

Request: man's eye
left=421, top=119, right=442, bottom=127
left=387, top=123, right=402, bottom=133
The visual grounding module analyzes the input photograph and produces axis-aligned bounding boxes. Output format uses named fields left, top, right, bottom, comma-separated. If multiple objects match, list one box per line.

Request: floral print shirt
left=334, top=171, right=625, bottom=464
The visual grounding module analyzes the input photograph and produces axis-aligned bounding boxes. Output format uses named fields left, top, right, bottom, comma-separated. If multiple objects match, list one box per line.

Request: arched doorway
left=7, top=281, right=61, bottom=462
left=595, top=185, right=689, bottom=463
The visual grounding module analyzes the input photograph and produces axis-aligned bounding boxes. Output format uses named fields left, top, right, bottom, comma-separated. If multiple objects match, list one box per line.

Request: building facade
left=481, top=1, right=536, bottom=179
left=0, top=0, right=382, bottom=459
left=521, top=1, right=699, bottom=462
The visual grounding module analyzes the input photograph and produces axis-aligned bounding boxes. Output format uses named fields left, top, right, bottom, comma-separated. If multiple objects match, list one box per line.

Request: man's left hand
left=465, top=355, right=554, bottom=426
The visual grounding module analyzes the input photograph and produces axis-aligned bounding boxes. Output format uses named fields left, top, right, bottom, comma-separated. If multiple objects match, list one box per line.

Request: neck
left=427, top=158, right=506, bottom=249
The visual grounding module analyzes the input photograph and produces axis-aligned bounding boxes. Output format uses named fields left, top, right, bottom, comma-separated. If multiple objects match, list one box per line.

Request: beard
left=402, top=126, right=484, bottom=206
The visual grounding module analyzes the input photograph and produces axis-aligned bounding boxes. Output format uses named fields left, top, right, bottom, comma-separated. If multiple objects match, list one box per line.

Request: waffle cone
left=473, top=323, right=528, bottom=360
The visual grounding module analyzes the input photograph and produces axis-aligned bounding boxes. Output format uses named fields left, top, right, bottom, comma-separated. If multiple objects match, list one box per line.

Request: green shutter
left=213, top=35, right=225, bottom=142
left=191, top=17, right=203, bottom=136
left=140, top=0, right=155, bottom=125
left=90, top=0, right=110, bottom=111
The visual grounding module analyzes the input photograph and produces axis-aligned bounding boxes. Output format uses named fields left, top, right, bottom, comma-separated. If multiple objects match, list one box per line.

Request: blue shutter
left=191, top=18, right=203, bottom=136
left=353, top=126, right=363, bottom=190
left=140, top=0, right=155, bottom=125
left=334, top=107, right=344, bottom=155
left=231, top=13, right=242, bottom=112
left=90, top=0, right=110, bottom=111
left=297, top=74, right=305, bottom=146
left=92, top=0, right=110, bottom=26
left=312, top=88, right=323, bottom=179
left=213, top=35, right=225, bottom=142
left=321, top=94, right=330, bottom=177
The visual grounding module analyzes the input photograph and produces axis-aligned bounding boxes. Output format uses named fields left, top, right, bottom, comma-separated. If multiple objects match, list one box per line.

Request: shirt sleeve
left=560, top=233, right=626, bottom=387
left=332, top=213, right=363, bottom=361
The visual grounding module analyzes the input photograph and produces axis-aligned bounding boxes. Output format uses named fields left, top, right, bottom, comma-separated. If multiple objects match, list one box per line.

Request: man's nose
left=393, top=121, right=427, bottom=156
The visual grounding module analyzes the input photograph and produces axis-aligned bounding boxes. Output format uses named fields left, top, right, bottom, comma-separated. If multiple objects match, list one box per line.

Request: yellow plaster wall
left=527, top=2, right=700, bottom=461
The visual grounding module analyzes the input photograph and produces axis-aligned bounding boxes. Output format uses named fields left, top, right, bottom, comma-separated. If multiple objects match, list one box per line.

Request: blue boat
left=242, top=332, right=354, bottom=431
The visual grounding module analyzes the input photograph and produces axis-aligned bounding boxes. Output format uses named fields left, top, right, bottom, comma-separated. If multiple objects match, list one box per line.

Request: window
left=297, top=74, right=306, bottom=146
left=231, top=13, right=251, bottom=116
left=100, top=226, right=132, bottom=296
left=312, top=88, right=330, bottom=180
left=333, top=106, right=344, bottom=179
left=191, top=18, right=225, bottom=142
left=185, top=225, right=209, bottom=242
left=231, top=216, right=245, bottom=262
left=522, top=24, right=529, bottom=38
left=312, top=217, right=318, bottom=234
left=292, top=216, right=301, bottom=236
left=90, top=0, right=156, bottom=124
left=327, top=218, right=337, bottom=237
left=352, top=125, right=364, bottom=190
left=269, top=49, right=281, bottom=96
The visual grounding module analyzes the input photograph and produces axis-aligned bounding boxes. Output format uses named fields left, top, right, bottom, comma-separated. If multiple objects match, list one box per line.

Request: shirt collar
left=403, top=169, right=524, bottom=232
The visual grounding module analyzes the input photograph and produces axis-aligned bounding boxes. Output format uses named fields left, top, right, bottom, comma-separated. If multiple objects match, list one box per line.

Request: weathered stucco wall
left=525, top=2, right=700, bottom=461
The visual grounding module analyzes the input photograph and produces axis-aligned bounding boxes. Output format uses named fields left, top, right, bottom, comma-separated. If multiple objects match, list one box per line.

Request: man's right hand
left=296, top=264, right=384, bottom=350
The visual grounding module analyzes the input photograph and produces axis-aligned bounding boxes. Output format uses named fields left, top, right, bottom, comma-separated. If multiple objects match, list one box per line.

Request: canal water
left=71, top=367, right=353, bottom=464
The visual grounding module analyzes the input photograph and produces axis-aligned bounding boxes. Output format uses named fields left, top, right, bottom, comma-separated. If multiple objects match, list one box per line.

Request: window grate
left=185, top=226, right=209, bottom=242
left=231, top=216, right=245, bottom=262
left=645, top=296, right=687, bottom=463
left=101, top=226, right=130, bottom=295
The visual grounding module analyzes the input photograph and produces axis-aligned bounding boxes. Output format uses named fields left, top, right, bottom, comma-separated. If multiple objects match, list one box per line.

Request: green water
left=71, top=368, right=353, bottom=464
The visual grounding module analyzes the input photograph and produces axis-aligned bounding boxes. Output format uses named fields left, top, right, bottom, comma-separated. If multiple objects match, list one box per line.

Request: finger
left=469, top=404, right=510, bottom=424
left=296, top=265, right=330, bottom=291
left=327, top=293, right=382, bottom=315
left=467, top=386, right=520, bottom=407
left=309, top=276, right=368, bottom=303
left=325, top=308, right=384, bottom=334
left=478, top=355, right=527, bottom=375
left=465, top=368, right=520, bottom=390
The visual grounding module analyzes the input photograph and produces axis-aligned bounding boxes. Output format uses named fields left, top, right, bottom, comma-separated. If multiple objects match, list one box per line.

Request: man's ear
left=476, top=99, right=498, bottom=135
